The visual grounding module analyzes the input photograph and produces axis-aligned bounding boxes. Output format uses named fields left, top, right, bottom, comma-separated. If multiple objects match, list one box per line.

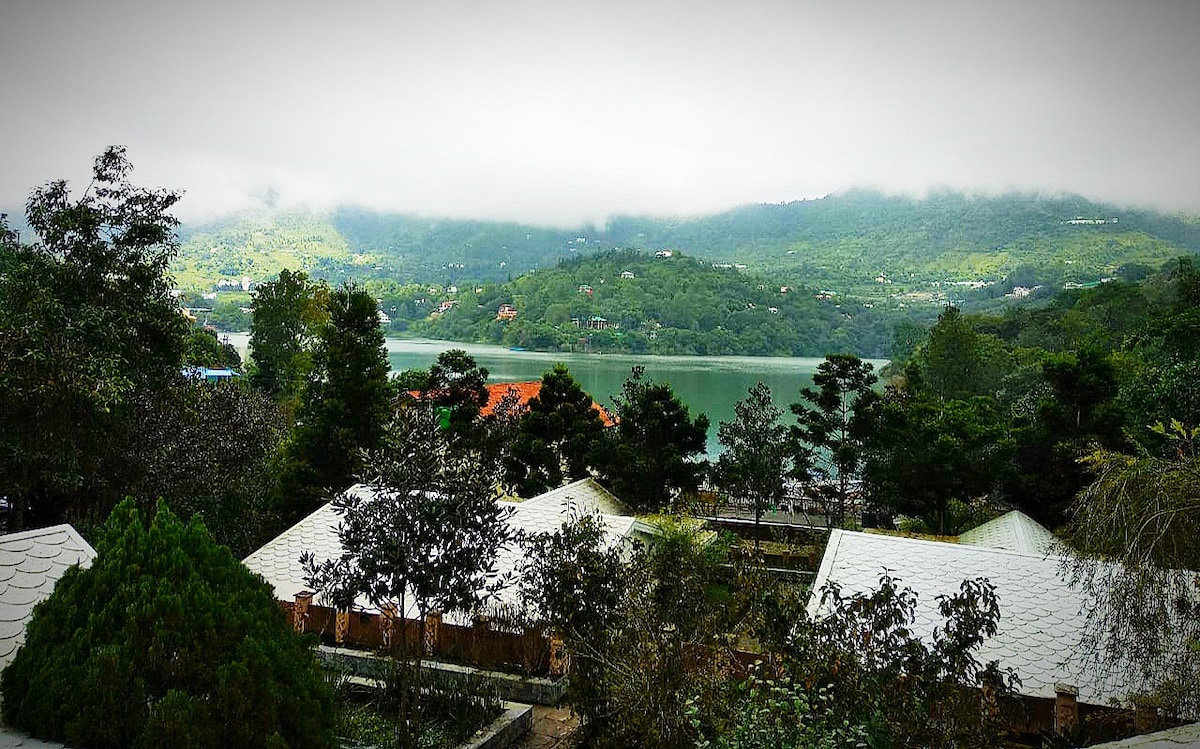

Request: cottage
left=243, top=479, right=647, bottom=627
left=496, top=303, right=518, bottom=321
left=807, top=512, right=1161, bottom=734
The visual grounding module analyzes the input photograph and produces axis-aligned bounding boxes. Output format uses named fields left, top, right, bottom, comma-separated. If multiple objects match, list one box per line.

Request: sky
left=2, top=0, right=1199, bottom=226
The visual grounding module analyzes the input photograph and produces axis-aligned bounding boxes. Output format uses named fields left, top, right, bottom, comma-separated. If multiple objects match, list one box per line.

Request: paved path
left=512, top=705, right=578, bottom=749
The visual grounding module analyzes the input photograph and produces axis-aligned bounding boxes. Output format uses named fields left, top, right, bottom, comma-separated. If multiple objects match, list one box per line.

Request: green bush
left=1, top=500, right=334, bottom=749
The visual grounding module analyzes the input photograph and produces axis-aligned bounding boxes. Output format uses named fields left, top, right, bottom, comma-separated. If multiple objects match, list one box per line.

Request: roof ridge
left=851, top=528, right=1063, bottom=561
left=0, top=524, right=84, bottom=544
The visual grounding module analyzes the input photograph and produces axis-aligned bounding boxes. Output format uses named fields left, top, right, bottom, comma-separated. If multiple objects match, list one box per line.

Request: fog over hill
left=170, top=189, right=1200, bottom=291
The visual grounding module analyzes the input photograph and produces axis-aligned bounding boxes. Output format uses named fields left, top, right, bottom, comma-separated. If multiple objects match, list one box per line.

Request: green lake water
left=226, top=334, right=888, bottom=456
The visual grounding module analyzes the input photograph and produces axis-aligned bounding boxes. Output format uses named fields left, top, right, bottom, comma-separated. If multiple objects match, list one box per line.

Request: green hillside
left=383, top=250, right=897, bottom=357
left=170, top=191, right=1200, bottom=299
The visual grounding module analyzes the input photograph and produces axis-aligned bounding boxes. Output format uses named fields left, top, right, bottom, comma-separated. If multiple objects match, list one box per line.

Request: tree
left=1061, top=421, right=1200, bottom=717
left=597, top=366, right=709, bottom=512
left=280, top=282, right=390, bottom=523
left=790, top=354, right=878, bottom=528
left=425, top=349, right=490, bottom=434
left=183, top=326, right=242, bottom=370
left=518, top=513, right=626, bottom=737
left=0, top=147, right=188, bottom=530
left=919, top=306, right=1011, bottom=402
left=523, top=519, right=737, bottom=749
left=124, top=377, right=289, bottom=557
left=504, top=364, right=606, bottom=497
left=249, top=269, right=330, bottom=402
left=862, top=388, right=1010, bottom=535
left=0, top=500, right=334, bottom=749
left=754, top=572, right=1019, bottom=749
left=301, top=403, right=512, bottom=748
left=714, top=382, right=790, bottom=551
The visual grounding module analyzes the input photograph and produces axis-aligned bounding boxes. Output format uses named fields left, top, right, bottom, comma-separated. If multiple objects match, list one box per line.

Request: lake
left=225, top=335, right=888, bottom=455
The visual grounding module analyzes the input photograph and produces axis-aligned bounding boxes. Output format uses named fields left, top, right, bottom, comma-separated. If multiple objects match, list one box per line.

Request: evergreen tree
left=714, top=382, right=790, bottom=550
left=1, top=501, right=334, bottom=749
left=790, top=354, right=878, bottom=528
left=504, top=364, right=606, bottom=497
left=280, top=282, right=390, bottom=523
left=597, top=366, right=709, bottom=512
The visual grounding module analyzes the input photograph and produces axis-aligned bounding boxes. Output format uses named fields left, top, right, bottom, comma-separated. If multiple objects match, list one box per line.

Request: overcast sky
left=2, top=0, right=1198, bottom=226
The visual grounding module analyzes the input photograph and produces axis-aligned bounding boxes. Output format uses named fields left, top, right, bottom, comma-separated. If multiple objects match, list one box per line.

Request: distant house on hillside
left=496, top=304, right=518, bottom=321
left=572, top=315, right=611, bottom=331
left=619, top=271, right=636, bottom=280
left=402, top=381, right=616, bottom=427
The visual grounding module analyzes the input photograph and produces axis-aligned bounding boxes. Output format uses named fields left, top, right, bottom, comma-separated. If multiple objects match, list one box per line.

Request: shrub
left=1, top=500, right=334, bottom=749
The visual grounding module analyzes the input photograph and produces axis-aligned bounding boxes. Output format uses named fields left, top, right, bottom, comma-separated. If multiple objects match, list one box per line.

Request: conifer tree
left=1, top=501, right=334, bottom=749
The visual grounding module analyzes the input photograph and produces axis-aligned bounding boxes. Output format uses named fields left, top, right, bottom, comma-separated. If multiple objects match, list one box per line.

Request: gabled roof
left=807, top=529, right=1122, bottom=705
left=243, top=482, right=639, bottom=625
left=0, top=525, right=96, bottom=671
left=958, top=510, right=1057, bottom=555
left=518, top=477, right=629, bottom=516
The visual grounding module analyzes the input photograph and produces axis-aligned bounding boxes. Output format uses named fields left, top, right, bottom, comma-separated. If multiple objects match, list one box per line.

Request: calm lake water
left=226, top=334, right=887, bottom=456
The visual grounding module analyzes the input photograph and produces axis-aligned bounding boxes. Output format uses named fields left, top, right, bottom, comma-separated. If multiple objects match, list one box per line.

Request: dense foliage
left=0, top=148, right=189, bottom=530
left=173, top=191, right=1200, bottom=294
left=399, top=250, right=895, bottom=357
left=278, top=281, right=391, bottom=524
left=503, top=364, right=607, bottom=497
left=0, top=501, right=334, bottom=749
left=858, top=258, right=1200, bottom=530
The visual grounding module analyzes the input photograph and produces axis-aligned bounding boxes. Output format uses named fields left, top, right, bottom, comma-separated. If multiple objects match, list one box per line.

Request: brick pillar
left=379, top=603, right=398, bottom=651
left=1054, top=683, right=1079, bottom=733
left=293, top=591, right=314, bottom=633
left=1134, top=704, right=1158, bottom=734
left=424, top=611, right=442, bottom=656
left=549, top=631, right=568, bottom=677
left=335, top=608, right=350, bottom=645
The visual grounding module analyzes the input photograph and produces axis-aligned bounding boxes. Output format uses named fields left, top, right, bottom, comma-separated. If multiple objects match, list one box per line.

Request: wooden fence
left=285, top=592, right=561, bottom=677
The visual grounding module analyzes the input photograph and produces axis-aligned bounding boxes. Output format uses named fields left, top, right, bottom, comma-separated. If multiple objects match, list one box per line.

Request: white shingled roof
left=517, top=478, right=630, bottom=517
left=0, top=525, right=96, bottom=672
left=958, top=510, right=1057, bottom=555
left=243, top=483, right=639, bottom=626
left=807, top=529, right=1124, bottom=705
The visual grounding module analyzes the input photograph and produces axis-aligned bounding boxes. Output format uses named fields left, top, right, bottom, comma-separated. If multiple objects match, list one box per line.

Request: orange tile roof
left=481, top=381, right=616, bottom=426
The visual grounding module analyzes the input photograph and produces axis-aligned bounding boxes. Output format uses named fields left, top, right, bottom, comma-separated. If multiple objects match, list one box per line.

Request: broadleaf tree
left=0, top=147, right=188, bottom=530
left=301, top=403, right=513, bottom=747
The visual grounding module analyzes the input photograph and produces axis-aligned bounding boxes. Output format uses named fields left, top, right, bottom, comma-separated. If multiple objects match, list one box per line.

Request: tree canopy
left=0, top=147, right=189, bottom=530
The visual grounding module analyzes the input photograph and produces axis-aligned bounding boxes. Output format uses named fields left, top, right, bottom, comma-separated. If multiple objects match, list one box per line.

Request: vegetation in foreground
left=0, top=501, right=334, bottom=749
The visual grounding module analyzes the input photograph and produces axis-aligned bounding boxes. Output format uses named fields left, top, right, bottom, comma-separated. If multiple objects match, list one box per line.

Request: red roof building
left=481, top=382, right=616, bottom=426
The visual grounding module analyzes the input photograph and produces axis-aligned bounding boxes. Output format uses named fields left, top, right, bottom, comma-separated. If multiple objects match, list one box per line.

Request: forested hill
left=171, top=190, right=1200, bottom=294
left=386, top=250, right=896, bottom=357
